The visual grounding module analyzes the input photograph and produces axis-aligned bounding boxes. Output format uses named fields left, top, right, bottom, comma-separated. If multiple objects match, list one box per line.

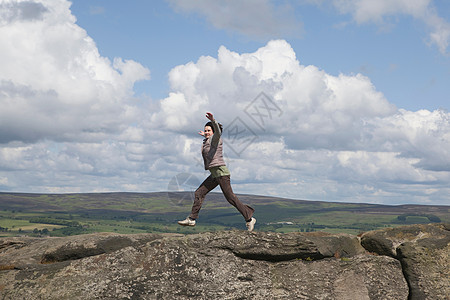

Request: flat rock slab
left=0, top=230, right=411, bottom=299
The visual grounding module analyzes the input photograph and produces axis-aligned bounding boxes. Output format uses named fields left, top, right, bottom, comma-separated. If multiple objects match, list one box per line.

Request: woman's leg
left=189, top=175, right=218, bottom=220
left=216, top=175, right=254, bottom=221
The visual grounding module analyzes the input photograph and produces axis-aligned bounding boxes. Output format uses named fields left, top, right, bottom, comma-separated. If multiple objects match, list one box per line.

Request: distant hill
left=0, top=192, right=448, bottom=237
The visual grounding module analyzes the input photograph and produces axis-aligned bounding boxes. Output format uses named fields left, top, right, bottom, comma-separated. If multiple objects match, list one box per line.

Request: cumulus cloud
left=367, top=109, right=450, bottom=172
left=150, top=39, right=450, bottom=205
left=167, top=0, right=302, bottom=39
left=0, top=0, right=150, bottom=144
left=152, top=39, right=398, bottom=149
left=0, top=0, right=48, bottom=24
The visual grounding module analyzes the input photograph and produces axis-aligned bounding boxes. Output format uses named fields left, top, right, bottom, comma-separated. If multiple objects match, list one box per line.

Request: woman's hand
left=198, top=130, right=205, bottom=136
left=205, top=112, right=214, bottom=121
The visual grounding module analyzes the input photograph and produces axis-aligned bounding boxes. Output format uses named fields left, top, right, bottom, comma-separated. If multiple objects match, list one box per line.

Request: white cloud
left=89, top=6, right=105, bottom=15
left=167, top=0, right=302, bottom=39
left=0, top=0, right=48, bottom=24
left=0, top=0, right=150, bottom=144
left=331, top=0, right=431, bottom=23
left=368, top=109, right=450, bottom=171
left=330, top=0, right=450, bottom=54
left=168, top=0, right=450, bottom=54
left=149, top=39, right=450, bottom=205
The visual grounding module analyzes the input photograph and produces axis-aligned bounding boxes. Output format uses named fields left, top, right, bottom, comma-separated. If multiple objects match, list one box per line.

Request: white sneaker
left=178, top=217, right=196, bottom=227
left=246, top=217, right=256, bottom=231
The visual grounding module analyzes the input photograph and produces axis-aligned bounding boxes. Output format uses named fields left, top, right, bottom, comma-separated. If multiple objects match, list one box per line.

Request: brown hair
left=205, top=122, right=223, bottom=133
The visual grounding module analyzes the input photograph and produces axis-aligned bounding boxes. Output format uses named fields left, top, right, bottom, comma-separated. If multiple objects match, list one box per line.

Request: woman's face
left=204, top=126, right=213, bottom=138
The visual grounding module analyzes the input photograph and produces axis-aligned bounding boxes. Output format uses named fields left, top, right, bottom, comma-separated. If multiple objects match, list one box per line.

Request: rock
left=0, top=233, right=162, bottom=267
left=0, top=225, right=445, bottom=299
left=40, top=233, right=160, bottom=263
left=361, top=223, right=450, bottom=300
left=184, top=230, right=366, bottom=261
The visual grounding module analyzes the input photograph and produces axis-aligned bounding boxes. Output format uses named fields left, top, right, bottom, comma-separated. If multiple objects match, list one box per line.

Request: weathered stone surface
left=0, top=232, right=161, bottom=267
left=186, top=231, right=366, bottom=261
left=0, top=225, right=445, bottom=299
left=361, top=223, right=450, bottom=300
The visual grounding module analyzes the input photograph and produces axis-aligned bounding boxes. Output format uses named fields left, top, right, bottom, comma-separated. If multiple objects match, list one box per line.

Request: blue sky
left=1, top=0, right=450, bottom=206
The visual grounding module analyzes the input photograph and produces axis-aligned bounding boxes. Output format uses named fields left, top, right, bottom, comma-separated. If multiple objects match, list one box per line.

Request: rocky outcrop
left=361, top=223, right=450, bottom=300
left=0, top=224, right=447, bottom=299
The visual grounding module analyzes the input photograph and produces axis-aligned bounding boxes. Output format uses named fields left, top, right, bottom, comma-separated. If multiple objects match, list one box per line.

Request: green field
left=0, top=192, right=448, bottom=237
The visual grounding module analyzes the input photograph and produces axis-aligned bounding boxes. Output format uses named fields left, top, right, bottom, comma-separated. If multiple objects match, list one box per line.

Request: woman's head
left=204, top=122, right=223, bottom=138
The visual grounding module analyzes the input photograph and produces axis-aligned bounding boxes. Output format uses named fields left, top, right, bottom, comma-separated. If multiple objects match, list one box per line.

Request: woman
left=178, top=112, right=256, bottom=231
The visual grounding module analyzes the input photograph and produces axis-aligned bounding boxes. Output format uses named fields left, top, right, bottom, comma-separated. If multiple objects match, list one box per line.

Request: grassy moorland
left=0, top=192, right=448, bottom=237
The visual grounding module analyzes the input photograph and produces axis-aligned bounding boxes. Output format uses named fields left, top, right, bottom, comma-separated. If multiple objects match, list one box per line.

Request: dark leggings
left=189, top=175, right=254, bottom=221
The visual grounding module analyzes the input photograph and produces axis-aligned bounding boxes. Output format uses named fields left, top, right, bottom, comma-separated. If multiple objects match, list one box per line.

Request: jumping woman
left=178, top=112, right=256, bottom=231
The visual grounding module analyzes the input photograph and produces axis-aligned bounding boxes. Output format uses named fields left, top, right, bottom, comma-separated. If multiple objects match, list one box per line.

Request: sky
left=0, top=0, right=450, bottom=206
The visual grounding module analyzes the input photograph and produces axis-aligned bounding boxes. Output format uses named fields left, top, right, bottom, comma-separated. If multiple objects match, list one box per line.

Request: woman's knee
left=195, top=187, right=207, bottom=199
